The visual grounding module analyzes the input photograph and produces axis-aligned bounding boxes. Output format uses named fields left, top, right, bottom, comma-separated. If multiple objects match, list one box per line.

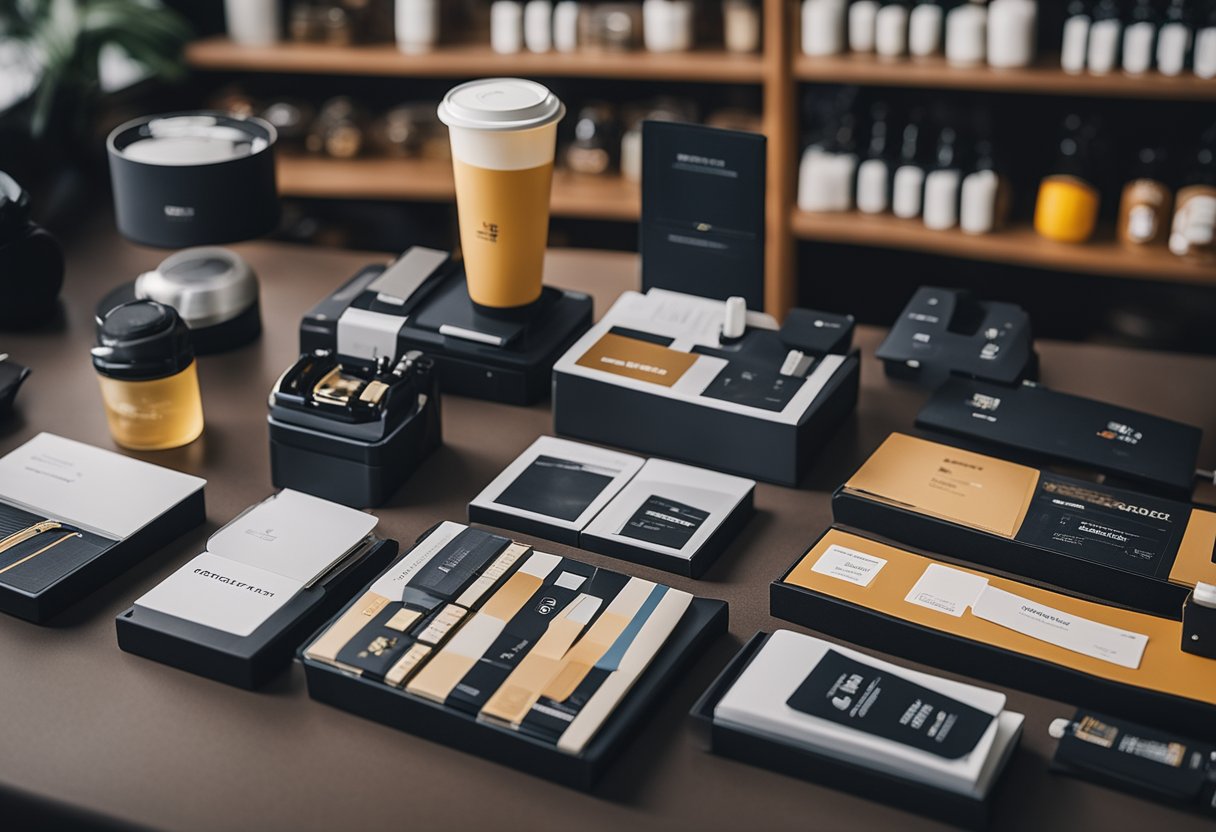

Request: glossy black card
left=641, top=121, right=766, bottom=309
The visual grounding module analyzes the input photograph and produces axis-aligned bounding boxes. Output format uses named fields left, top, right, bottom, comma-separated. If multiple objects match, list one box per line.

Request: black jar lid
left=92, top=300, right=195, bottom=381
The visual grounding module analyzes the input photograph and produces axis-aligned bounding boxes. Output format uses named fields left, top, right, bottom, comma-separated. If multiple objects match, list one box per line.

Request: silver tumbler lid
left=135, top=247, right=258, bottom=329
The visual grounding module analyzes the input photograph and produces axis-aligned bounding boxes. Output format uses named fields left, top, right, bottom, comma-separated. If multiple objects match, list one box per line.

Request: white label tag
left=810, top=545, right=886, bottom=587
left=971, top=586, right=1149, bottom=670
left=905, top=564, right=990, bottom=618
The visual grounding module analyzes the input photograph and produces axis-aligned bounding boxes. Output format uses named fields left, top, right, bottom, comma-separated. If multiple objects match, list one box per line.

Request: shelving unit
left=183, top=0, right=1216, bottom=319
left=791, top=211, right=1215, bottom=285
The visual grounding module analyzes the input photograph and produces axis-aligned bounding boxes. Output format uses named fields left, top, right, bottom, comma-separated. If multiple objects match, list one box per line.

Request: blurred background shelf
left=186, top=37, right=767, bottom=83
left=794, top=53, right=1216, bottom=100
left=276, top=154, right=640, bottom=221
left=792, top=211, right=1216, bottom=285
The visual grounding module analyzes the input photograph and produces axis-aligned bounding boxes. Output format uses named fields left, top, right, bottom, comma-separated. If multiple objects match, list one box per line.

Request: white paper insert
left=0, top=433, right=204, bottom=539
left=810, top=544, right=887, bottom=587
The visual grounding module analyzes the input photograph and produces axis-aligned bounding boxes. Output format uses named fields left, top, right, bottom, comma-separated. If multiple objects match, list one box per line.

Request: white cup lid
left=437, top=78, right=565, bottom=132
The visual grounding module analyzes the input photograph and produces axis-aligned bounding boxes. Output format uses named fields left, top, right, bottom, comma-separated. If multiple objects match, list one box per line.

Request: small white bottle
left=803, top=0, right=847, bottom=55
left=909, top=0, right=944, bottom=57
left=892, top=118, right=927, bottom=219
left=395, top=0, right=438, bottom=54
left=524, top=0, right=553, bottom=52
left=553, top=1, right=580, bottom=52
left=1086, top=0, right=1123, bottom=75
left=987, top=0, right=1037, bottom=68
left=923, top=125, right=961, bottom=230
left=1196, top=14, right=1216, bottom=78
left=1061, top=0, right=1092, bottom=73
left=945, top=1, right=987, bottom=66
left=848, top=0, right=880, bottom=52
left=875, top=1, right=910, bottom=58
left=1157, top=0, right=1193, bottom=76
left=960, top=170, right=1000, bottom=234
left=224, top=0, right=279, bottom=46
left=724, top=0, right=762, bottom=53
left=490, top=1, right=524, bottom=53
left=643, top=0, right=695, bottom=52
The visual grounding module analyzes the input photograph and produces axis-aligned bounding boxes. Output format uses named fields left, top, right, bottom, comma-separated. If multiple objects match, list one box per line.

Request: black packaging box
left=0, top=433, right=206, bottom=624
left=833, top=433, right=1216, bottom=619
left=298, top=526, right=729, bottom=790
left=916, top=377, right=1203, bottom=498
left=691, top=633, right=1011, bottom=831
left=116, top=537, right=398, bottom=690
left=268, top=369, right=442, bottom=509
left=771, top=528, right=1216, bottom=741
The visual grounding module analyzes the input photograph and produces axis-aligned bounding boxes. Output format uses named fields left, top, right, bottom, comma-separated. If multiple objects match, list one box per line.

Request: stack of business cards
left=469, top=436, right=754, bottom=577
left=304, top=521, right=698, bottom=756
left=714, top=630, right=1024, bottom=800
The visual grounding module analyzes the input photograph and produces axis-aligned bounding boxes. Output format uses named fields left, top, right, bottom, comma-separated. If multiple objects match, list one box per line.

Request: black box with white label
left=0, top=433, right=206, bottom=623
left=300, top=247, right=592, bottom=406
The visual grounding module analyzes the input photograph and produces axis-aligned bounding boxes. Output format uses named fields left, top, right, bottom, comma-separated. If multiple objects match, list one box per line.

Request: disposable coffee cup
left=438, top=78, right=565, bottom=314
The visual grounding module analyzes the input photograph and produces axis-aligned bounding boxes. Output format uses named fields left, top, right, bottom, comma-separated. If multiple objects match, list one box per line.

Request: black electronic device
left=917, top=377, right=1204, bottom=497
left=268, top=349, right=441, bottom=508
left=876, top=287, right=1037, bottom=388
left=0, top=171, right=63, bottom=329
left=300, top=246, right=592, bottom=406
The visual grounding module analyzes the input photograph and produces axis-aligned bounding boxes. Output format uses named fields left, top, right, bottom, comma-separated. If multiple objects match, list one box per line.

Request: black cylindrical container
left=107, top=112, right=279, bottom=248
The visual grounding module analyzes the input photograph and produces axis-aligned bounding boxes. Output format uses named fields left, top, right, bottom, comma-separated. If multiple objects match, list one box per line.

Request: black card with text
left=620, top=495, right=709, bottom=550
left=786, top=650, right=995, bottom=760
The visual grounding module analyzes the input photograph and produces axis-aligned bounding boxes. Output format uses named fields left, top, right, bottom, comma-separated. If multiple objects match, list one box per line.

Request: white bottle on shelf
left=923, top=125, right=961, bottom=230
left=224, top=0, right=279, bottom=46
left=643, top=0, right=695, bottom=52
left=803, top=0, right=847, bottom=55
left=987, top=0, right=1037, bottom=68
left=524, top=0, right=553, bottom=52
left=1196, top=13, right=1216, bottom=78
left=1061, top=0, right=1092, bottom=73
left=1086, top=0, right=1123, bottom=75
left=1120, top=0, right=1157, bottom=74
left=909, top=0, right=944, bottom=57
left=395, top=0, right=438, bottom=54
left=875, top=1, right=910, bottom=58
left=848, top=1, right=880, bottom=52
left=960, top=169, right=1000, bottom=234
left=1156, top=0, right=1193, bottom=76
left=491, top=1, right=524, bottom=53
left=892, top=118, right=927, bottom=219
left=945, top=1, right=987, bottom=66
left=553, top=1, right=580, bottom=52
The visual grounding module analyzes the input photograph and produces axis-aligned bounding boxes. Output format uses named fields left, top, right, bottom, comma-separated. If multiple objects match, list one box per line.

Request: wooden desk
left=1, top=227, right=1214, bottom=831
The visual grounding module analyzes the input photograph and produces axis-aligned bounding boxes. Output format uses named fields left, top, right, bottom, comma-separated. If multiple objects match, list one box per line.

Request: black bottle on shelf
left=1087, top=0, right=1126, bottom=74
left=1062, top=0, right=1094, bottom=73
left=892, top=107, right=929, bottom=219
left=1157, top=0, right=1195, bottom=75
left=856, top=101, right=896, bottom=214
left=1121, top=0, right=1160, bottom=74
left=923, top=113, right=965, bottom=231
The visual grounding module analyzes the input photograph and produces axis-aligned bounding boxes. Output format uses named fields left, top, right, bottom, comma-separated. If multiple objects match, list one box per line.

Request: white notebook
left=714, top=630, right=1024, bottom=798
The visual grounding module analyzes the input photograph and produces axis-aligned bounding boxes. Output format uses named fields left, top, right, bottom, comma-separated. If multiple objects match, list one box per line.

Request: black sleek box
left=916, top=377, right=1203, bottom=498
left=0, top=433, right=206, bottom=624
left=299, top=595, right=728, bottom=790
left=640, top=121, right=766, bottom=309
left=833, top=433, right=1216, bottom=619
left=116, top=537, right=398, bottom=690
left=691, top=633, right=1010, bottom=831
left=771, top=528, right=1216, bottom=741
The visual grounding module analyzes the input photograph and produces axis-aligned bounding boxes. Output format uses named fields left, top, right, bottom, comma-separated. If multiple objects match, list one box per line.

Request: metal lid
left=135, top=247, right=258, bottom=329
left=92, top=301, right=195, bottom=381
left=107, top=112, right=276, bottom=167
left=437, top=78, right=565, bottom=132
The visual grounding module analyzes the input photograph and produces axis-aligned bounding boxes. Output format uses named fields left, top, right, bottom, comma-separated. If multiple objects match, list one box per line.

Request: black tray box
left=116, top=537, right=398, bottom=690
left=690, top=632, right=1009, bottom=831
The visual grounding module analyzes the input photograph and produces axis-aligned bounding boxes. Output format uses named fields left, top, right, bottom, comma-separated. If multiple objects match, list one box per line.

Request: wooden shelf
left=791, top=211, right=1216, bottom=285
left=276, top=154, right=640, bottom=221
left=186, top=37, right=765, bottom=83
left=794, top=53, right=1216, bottom=100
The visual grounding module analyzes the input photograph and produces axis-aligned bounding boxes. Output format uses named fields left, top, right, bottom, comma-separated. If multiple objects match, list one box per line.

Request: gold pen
left=0, top=521, right=81, bottom=577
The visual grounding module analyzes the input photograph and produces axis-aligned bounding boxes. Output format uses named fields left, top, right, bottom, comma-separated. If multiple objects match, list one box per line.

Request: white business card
left=971, top=586, right=1149, bottom=670
left=810, top=544, right=886, bottom=587
left=134, top=552, right=302, bottom=637
left=905, top=564, right=991, bottom=617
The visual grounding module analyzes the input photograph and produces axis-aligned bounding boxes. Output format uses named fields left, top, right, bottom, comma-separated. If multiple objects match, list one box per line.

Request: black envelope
left=640, top=121, right=766, bottom=310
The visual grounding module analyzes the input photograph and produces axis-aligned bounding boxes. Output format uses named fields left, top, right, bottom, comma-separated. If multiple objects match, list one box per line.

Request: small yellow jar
left=93, top=301, right=204, bottom=451
left=1034, top=175, right=1100, bottom=243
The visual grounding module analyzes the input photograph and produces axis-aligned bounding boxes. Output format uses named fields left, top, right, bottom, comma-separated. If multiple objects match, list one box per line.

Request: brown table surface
left=2, top=227, right=1215, bottom=832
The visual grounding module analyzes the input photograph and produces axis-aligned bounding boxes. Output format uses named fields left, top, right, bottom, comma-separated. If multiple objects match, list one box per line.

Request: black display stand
left=116, top=537, right=398, bottom=690
left=691, top=632, right=1012, bottom=831
left=299, top=597, right=728, bottom=791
